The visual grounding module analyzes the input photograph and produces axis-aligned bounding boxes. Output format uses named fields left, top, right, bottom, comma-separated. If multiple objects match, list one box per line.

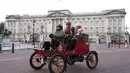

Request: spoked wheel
left=29, top=52, right=45, bottom=70
left=86, top=51, right=98, bottom=69
left=48, top=54, right=67, bottom=73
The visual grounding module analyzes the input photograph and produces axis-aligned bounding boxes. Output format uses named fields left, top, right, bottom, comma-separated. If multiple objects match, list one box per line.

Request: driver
left=54, top=24, right=65, bottom=43
left=49, top=24, right=65, bottom=49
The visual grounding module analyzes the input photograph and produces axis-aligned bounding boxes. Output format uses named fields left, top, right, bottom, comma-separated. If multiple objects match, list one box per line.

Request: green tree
left=0, top=22, right=4, bottom=34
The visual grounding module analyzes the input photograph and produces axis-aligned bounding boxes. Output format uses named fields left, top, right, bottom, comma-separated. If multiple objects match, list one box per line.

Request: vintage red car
left=29, top=34, right=98, bottom=73
left=48, top=34, right=98, bottom=73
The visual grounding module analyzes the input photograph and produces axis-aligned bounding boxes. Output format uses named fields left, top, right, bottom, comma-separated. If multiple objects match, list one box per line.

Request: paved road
left=0, top=44, right=130, bottom=73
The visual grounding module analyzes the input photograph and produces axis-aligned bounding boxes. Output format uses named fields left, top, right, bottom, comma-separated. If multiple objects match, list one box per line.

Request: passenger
left=74, top=24, right=84, bottom=38
left=64, top=22, right=75, bottom=43
left=66, top=24, right=84, bottom=51
left=65, top=22, right=75, bottom=37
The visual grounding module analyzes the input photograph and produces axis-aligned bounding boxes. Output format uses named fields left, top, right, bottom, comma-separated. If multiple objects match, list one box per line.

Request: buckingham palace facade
left=5, top=9, right=129, bottom=43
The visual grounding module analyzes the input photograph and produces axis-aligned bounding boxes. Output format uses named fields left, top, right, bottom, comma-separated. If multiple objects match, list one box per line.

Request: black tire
left=29, top=52, right=45, bottom=70
left=48, top=53, right=67, bottom=73
left=86, top=51, right=98, bottom=69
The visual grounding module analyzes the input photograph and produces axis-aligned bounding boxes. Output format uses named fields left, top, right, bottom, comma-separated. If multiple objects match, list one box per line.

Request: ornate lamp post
left=124, top=25, right=129, bottom=45
left=107, top=27, right=111, bottom=44
left=40, top=25, right=44, bottom=42
left=96, top=31, right=99, bottom=44
left=107, top=27, right=111, bottom=48
left=27, top=25, right=31, bottom=41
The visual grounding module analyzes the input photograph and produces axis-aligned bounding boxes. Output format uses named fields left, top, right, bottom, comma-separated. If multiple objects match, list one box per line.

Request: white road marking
left=0, top=58, right=22, bottom=61
left=97, top=49, right=130, bottom=53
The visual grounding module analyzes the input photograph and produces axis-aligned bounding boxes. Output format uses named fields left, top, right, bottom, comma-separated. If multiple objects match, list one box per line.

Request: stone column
left=54, top=19, right=57, bottom=32
left=111, top=17, right=113, bottom=33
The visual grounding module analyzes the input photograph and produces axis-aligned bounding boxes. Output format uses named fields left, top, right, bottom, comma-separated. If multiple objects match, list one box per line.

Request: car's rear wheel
left=86, top=51, right=98, bottom=69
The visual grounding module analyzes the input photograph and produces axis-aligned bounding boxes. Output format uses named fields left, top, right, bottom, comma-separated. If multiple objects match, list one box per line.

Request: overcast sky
left=0, top=0, right=129, bottom=32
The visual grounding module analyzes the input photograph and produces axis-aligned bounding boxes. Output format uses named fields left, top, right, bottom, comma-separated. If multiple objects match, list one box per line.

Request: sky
left=0, top=0, right=129, bottom=32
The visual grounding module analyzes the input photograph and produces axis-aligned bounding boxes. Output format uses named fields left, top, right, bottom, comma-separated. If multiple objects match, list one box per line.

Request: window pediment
left=47, top=12, right=69, bottom=17
left=6, top=15, right=20, bottom=19
left=105, top=10, right=126, bottom=15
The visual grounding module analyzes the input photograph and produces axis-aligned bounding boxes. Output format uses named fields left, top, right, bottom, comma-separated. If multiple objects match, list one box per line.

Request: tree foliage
left=0, top=22, right=4, bottom=34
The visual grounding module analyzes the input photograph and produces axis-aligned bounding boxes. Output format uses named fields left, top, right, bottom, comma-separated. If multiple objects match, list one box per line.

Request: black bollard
left=0, top=43, right=2, bottom=53
left=108, top=42, right=110, bottom=48
left=12, top=43, right=14, bottom=53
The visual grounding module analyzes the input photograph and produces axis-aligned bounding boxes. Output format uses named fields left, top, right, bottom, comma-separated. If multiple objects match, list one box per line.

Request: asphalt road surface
left=0, top=44, right=130, bottom=73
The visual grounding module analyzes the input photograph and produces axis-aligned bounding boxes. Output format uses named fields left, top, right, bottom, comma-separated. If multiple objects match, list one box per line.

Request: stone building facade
left=5, top=9, right=129, bottom=43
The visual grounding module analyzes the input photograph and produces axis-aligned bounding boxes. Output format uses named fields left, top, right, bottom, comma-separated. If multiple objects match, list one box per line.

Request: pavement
left=0, top=43, right=130, bottom=73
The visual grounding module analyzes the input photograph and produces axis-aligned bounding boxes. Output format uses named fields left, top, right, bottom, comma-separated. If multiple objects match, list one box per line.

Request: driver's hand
left=49, top=33, right=53, bottom=38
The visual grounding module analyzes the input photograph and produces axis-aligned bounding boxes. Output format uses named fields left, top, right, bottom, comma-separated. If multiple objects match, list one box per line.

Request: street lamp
left=124, top=25, right=129, bottom=44
left=33, top=19, right=36, bottom=48
left=107, top=27, right=111, bottom=43
left=96, top=31, right=99, bottom=44
left=40, top=25, right=44, bottom=41
left=107, top=27, right=111, bottom=48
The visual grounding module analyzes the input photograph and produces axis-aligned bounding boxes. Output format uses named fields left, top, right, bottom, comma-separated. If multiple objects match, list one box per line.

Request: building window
left=96, top=27, right=99, bottom=32
left=24, top=28, right=26, bottom=33
left=77, top=18, right=80, bottom=20
left=85, top=21, right=88, bottom=24
left=101, top=27, right=105, bottom=33
left=36, top=28, right=39, bottom=32
left=30, top=20, right=32, bottom=22
left=93, top=18, right=96, bottom=20
left=8, top=23, right=10, bottom=27
left=99, top=17, right=102, bottom=20
left=22, top=20, right=24, bottom=22
left=109, top=20, right=112, bottom=25
left=118, top=18, right=122, bottom=25
left=90, top=27, right=93, bottom=33
left=14, top=23, right=16, bottom=27
left=80, top=21, right=82, bottom=23
left=119, top=27, right=122, bottom=33
left=113, top=19, right=116, bottom=25
left=91, top=21, right=93, bottom=25
left=82, top=18, right=85, bottom=20
left=88, top=18, right=90, bottom=20
left=96, top=21, right=98, bottom=25
left=113, top=27, right=116, bottom=33
left=43, top=19, right=45, bottom=21
left=84, top=27, right=87, bottom=30
left=26, top=20, right=28, bottom=22
left=102, top=21, right=104, bottom=25
left=24, top=23, right=26, bottom=26
left=72, top=18, right=75, bottom=20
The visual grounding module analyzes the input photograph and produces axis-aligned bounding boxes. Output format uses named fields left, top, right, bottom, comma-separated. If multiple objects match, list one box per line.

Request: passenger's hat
left=66, top=22, right=71, bottom=25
